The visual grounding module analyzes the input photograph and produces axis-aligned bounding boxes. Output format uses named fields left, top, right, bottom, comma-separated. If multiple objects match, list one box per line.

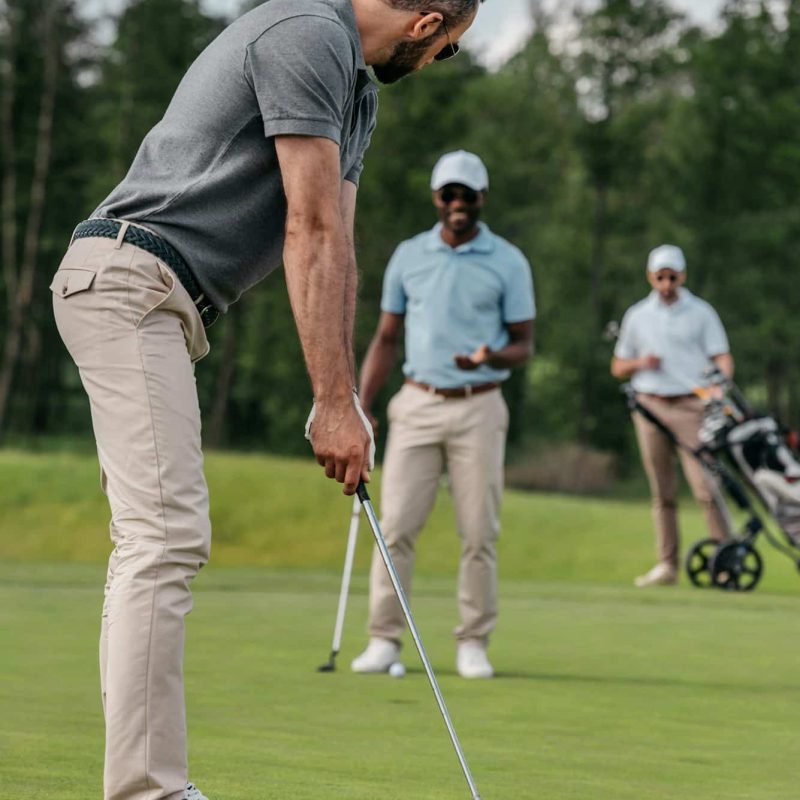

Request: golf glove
left=304, top=388, right=375, bottom=470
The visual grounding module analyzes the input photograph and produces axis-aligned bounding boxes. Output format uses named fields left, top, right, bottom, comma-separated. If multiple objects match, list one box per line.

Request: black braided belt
left=72, top=219, right=219, bottom=328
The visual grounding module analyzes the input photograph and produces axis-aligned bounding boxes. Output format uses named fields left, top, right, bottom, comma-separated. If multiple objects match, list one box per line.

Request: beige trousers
left=633, top=394, right=730, bottom=568
left=368, top=383, right=508, bottom=645
left=51, top=234, right=210, bottom=800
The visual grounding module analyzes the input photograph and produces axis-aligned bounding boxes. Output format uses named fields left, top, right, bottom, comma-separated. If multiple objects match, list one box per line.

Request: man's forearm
left=485, top=340, right=533, bottom=369
left=611, top=357, right=644, bottom=380
left=713, top=353, right=734, bottom=380
left=341, top=181, right=358, bottom=381
left=359, top=336, right=397, bottom=412
left=342, top=247, right=357, bottom=380
left=284, top=219, right=354, bottom=399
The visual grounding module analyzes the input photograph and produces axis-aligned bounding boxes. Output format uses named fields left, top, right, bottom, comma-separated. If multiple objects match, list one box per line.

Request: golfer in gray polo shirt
left=49, top=2, right=481, bottom=798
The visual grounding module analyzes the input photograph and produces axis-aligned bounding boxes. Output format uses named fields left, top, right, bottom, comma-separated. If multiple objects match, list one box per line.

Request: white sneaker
left=634, top=562, right=678, bottom=588
left=183, top=784, right=208, bottom=800
left=351, top=638, right=400, bottom=673
left=457, top=641, right=494, bottom=679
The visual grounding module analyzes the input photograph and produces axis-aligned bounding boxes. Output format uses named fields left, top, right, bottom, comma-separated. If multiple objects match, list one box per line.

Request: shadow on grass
left=397, top=666, right=799, bottom=695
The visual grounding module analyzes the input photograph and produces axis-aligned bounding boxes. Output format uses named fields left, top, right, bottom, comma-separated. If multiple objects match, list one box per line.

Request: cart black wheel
left=710, top=540, right=763, bottom=592
left=685, top=538, right=719, bottom=588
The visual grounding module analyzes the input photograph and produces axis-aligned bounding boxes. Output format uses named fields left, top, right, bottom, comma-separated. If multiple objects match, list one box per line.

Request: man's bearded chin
left=372, top=38, right=433, bottom=84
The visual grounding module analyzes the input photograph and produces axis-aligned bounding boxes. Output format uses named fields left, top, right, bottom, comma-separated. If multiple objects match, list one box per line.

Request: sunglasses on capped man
left=439, top=186, right=480, bottom=204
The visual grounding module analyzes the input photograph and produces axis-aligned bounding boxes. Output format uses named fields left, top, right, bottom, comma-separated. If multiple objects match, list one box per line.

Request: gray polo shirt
left=614, top=288, right=730, bottom=396
left=94, top=0, right=378, bottom=312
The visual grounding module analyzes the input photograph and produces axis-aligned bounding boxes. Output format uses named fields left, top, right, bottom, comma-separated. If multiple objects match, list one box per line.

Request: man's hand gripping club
left=305, top=389, right=375, bottom=496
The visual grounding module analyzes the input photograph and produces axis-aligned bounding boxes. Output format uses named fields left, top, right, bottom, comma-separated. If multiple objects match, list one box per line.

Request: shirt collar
left=423, top=222, right=495, bottom=255
left=338, top=0, right=366, bottom=69
left=646, top=286, right=692, bottom=310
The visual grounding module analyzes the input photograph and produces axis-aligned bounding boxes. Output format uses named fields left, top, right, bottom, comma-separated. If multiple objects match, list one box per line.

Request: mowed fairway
left=1, top=451, right=799, bottom=799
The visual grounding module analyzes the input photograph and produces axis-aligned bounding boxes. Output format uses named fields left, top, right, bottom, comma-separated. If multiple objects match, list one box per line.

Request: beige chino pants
left=51, top=234, right=210, bottom=800
left=633, top=394, right=730, bottom=569
left=368, top=383, right=509, bottom=645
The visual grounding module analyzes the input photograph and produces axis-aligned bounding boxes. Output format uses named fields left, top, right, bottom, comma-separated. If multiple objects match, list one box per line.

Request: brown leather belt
left=405, top=378, right=500, bottom=399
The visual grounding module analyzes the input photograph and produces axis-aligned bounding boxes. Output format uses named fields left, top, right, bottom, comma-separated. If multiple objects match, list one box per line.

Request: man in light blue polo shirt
left=351, top=150, right=535, bottom=678
left=612, top=244, right=733, bottom=587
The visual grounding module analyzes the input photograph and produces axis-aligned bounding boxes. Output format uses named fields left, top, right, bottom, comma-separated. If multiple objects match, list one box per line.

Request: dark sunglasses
left=654, top=273, right=679, bottom=283
left=432, top=15, right=460, bottom=61
left=440, top=186, right=479, bottom=204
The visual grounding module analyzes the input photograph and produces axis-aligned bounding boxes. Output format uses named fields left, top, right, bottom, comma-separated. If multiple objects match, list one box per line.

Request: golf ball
left=389, top=661, right=406, bottom=678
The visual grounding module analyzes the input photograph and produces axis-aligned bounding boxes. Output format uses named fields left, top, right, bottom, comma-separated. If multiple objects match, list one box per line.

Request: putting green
left=1, top=563, right=798, bottom=799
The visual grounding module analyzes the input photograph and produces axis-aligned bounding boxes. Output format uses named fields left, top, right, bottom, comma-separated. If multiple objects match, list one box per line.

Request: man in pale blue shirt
left=351, top=150, right=535, bottom=678
left=612, top=244, right=733, bottom=587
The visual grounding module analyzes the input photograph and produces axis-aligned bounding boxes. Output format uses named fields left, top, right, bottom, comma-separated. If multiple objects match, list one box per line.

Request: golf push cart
left=622, top=369, right=800, bottom=592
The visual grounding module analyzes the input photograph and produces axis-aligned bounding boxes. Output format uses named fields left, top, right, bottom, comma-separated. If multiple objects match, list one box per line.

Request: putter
left=318, top=495, right=361, bottom=672
left=356, top=480, right=483, bottom=800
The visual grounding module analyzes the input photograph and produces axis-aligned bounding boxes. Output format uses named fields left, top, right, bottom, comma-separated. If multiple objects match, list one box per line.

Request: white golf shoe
left=351, top=637, right=401, bottom=673
left=634, top=562, right=678, bottom=588
left=183, top=783, right=208, bottom=800
left=457, top=641, right=494, bottom=679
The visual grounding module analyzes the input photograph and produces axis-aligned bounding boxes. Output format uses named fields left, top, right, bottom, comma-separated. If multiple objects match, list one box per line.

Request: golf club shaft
left=356, top=482, right=482, bottom=800
left=330, top=496, right=361, bottom=656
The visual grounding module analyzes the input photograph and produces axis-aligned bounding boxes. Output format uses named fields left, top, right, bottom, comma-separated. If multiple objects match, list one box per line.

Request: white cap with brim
left=430, top=150, right=489, bottom=192
left=647, top=244, right=686, bottom=273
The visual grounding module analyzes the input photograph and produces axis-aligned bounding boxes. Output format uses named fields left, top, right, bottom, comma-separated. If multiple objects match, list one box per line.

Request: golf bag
left=624, top=375, right=800, bottom=592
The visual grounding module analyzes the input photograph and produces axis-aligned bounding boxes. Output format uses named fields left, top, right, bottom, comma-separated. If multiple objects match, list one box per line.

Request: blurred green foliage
left=2, top=0, right=799, bottom=479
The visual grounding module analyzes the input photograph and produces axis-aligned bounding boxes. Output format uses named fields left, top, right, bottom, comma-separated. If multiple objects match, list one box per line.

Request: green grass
left=1, top=449, right=798, bottom=591
left=2, top=449, right=800, bottom=798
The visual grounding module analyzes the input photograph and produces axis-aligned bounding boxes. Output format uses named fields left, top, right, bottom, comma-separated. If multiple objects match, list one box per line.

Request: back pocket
left=49, top=268, right=96, bottom=298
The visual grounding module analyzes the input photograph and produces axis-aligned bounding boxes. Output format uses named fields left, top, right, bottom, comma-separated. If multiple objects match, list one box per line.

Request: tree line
left=1, top=0, right=799, bottom=486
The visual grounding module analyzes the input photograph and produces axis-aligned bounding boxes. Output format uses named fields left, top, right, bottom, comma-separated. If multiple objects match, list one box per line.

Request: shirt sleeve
left=614, top=309, right=638, bottom=359
left=244, top=15, right=354, bottom=143
left=502, top=251, right=536, bottom=322
left=701, top=305, right=730, bottom=356
left=344, top=93, right=377, bottom=185
left=380, top=245, right=407, bottom=314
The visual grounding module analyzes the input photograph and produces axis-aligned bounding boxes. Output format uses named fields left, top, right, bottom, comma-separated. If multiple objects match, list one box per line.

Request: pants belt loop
left=427, top=383, right=436, bottom=395
left=465, top=384, right=473, bottom=398
left=114, top=221, right=130, bottom=250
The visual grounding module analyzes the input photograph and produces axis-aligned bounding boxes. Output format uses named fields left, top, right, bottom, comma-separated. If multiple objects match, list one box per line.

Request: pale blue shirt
left=381, top=222, right=536, bottom=388
left=615, top=288, right=730, bottom=396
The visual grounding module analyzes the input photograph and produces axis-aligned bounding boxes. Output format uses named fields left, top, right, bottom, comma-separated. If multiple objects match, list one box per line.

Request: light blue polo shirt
left=615, top=288, right=729, bottom=395
left=381, top=222, right=535, bottom=388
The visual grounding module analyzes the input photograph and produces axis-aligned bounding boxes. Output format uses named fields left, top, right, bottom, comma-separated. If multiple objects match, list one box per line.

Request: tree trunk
left=206, top=309, right=239, bottom=449
left=788, top=370, right=799, bottom=433
left=578, top=177, right=608, bottom=444
left=1, top=0, right=18, bottom=311
left=589, top=178, right=607, bottom=322
left=0, top=2, right=59, bottom=441
left=765, top=364, right=783, bottom=422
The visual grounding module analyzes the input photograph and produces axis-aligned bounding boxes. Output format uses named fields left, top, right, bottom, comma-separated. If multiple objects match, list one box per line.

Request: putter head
left=317, top=651, right=338, bottom=672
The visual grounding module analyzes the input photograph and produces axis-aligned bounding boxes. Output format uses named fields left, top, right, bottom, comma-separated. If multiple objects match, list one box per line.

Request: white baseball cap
left=647, top=244, right=686, bottom=273
left=430, top=150, right=489, bottom=192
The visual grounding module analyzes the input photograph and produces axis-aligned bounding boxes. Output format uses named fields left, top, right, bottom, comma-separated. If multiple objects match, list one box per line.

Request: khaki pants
left=633, top=394, right=730, bottom=569
left=368, top=383, right=508, bottom=645
left=51, top=234, right=210, bottom=800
